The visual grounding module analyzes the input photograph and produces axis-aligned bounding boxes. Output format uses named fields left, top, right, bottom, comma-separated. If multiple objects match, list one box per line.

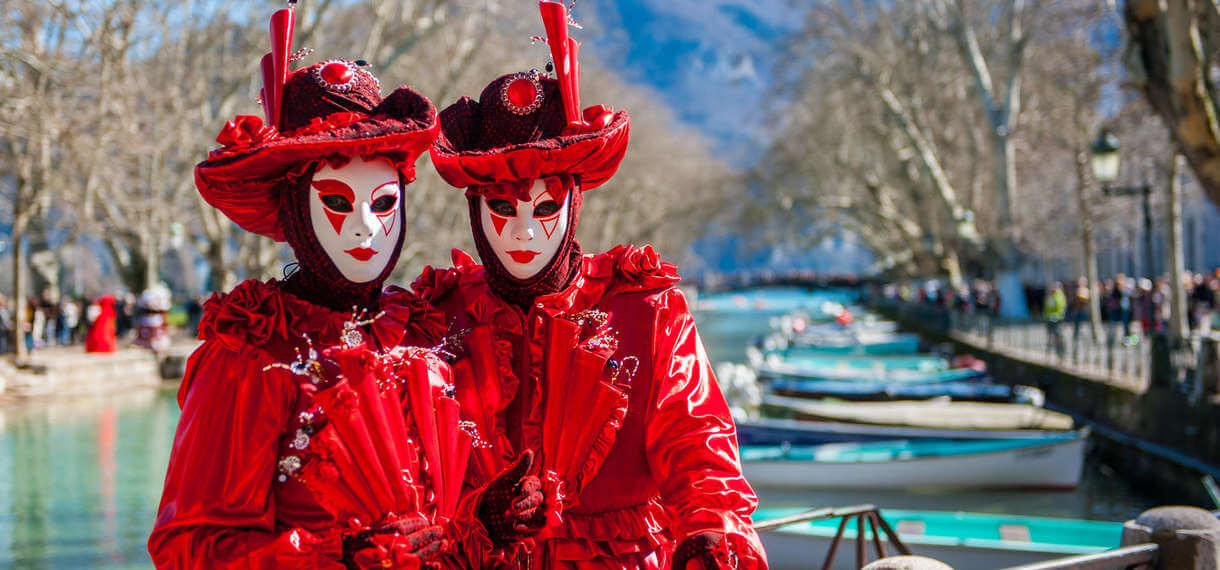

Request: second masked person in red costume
left=148, top=7, right=550, bottom=568
left=416, top=2, right=768, bottom=568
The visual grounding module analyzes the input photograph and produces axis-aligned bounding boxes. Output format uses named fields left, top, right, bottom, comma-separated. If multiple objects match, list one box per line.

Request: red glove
left=673, top=532, right=738, bottom=570
left=477, top=449, right=557, bottom=545
left=342, top=514, right=445, bottom=570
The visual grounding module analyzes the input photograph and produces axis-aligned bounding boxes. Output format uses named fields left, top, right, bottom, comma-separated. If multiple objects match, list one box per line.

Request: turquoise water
left=0, top=285, right=1157, bottom=568
left=0, top=390, right=180, bottom=568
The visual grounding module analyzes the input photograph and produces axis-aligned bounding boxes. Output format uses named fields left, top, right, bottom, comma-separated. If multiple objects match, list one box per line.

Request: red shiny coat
left=414, top=245, right=767, bottom=569
left=147, top=280, right=448, bottom=569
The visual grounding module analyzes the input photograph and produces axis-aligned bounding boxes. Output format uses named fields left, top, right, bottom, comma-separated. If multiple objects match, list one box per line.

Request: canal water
left=0, top=286, right=1159, bottom=568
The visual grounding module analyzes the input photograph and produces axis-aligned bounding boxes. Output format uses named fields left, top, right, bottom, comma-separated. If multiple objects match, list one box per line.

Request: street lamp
left=1091, top=129, right=1155, bottom=278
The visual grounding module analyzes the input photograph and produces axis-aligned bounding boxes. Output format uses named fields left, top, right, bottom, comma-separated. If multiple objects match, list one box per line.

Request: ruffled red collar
left=411, top=244, right=681, bottom=321
left=198, top=279, right=445, bottom=352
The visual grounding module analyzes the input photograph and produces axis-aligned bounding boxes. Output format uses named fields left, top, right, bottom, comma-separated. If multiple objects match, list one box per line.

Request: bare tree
left=1124, top=0, right=1220, bottom=208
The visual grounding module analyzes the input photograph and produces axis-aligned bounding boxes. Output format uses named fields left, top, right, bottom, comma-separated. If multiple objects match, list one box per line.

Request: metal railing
left=997, top=543, right=1158, bottom=570
left=753, top=504, right=910, bottom=570
left=879, top=300, right=1163, bottom=391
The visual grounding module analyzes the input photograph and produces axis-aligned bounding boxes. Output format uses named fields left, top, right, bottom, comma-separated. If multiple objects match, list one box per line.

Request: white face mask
left=480, top=179, right=570, bottom=280
left=308, top=157, right=402, bottom=283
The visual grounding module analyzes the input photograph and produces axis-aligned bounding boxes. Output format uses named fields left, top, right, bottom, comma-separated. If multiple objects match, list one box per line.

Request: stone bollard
left=861, top=555, right=953, bottom=570
left=1121, top=505, right=1220, bottom=569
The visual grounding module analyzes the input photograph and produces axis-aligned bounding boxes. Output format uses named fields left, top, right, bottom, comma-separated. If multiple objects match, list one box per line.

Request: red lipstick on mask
left=506, top=250, right=541, bottom=264
left=345, top=247, right=378, bottom=261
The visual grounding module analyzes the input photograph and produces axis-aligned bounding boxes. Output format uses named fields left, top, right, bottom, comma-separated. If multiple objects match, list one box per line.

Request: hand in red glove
left=477, top=449, right=557, bottom=545
left=342, top=514, right=445, bottom=570
left=673, top=532, right=738, bottom=570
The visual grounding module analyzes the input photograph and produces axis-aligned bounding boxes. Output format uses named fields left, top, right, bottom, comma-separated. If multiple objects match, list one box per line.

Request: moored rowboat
left=741, top=431, right=1087, bottom=490
left=762, top=394, right=1075, bottom=431
left=754, top=507, right=1122, bottom=570
left=735, top=417, right=1072, bottom=446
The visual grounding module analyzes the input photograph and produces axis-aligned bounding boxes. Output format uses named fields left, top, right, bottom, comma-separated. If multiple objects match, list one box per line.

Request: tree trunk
left=1075, top=147, right=1104, bottom=340
left=206, top=237, right=234, bottom=293
left=1168, top=153, right=1190, bottom=338
left=1125, top=0, right=1220, bottom=209
left=144, top=232, right=159, bottom=291
left=12, top=232, right=27, bottom=362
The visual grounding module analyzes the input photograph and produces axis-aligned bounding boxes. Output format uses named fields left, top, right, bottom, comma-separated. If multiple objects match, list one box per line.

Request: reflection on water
left=0, top=389, right=180, bottom=569
left=0, top=286, right=1159, bottom=568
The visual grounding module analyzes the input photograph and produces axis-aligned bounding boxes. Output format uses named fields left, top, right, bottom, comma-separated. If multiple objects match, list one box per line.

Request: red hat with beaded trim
left=430, top=0, right=629, bottom=194
left=196, top=5, right=439, bottom=242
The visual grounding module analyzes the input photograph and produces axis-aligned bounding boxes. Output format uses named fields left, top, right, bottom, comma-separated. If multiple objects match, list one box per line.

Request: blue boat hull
left=736, top=417, right=1071, bottom=446
left=766, top=377, right=1018, bottom=403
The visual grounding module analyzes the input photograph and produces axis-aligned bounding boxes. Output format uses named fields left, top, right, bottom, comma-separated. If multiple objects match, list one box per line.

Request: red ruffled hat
left=196, top=8, right=439, bottom=242
left=430, top=1, right=629, bottom=193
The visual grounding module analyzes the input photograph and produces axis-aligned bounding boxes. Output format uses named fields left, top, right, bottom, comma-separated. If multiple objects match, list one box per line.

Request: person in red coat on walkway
left=417, top=2, right=768, bottom=568
left=85, top=295, right=118, bottom=353
left=148, top=7, right=547, bottom=569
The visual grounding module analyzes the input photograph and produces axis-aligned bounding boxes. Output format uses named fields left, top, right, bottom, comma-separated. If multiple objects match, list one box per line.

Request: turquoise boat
left=696, top=287, right=855, bottom=315
left=741, top=431, right=1087, bottom=489
left=759, top=364, right=983, bottom=385
left=784, top=335, right=922, bottom=356
left=777, top=354, right=950, bottom=373
left=755, top=507, right=1123, bottom=570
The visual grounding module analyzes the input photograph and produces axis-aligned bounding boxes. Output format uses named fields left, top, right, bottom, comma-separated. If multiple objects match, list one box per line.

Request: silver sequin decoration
left=291, top=430, right=310, bottom=450
left=278, top=455, right=302, bottom=474
left=343, top=328, right=363, bottom=347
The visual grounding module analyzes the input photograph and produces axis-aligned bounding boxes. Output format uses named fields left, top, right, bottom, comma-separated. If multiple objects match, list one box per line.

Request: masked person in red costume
left=149, top=6, right=551, bottom=569
left=416, top=2, right=767, bottom=568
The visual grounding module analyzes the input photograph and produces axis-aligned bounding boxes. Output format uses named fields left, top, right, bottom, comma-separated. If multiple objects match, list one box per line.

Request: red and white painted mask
left=479, top=178, right=570, bottom=280
left=308, top=157, right=402, bottom=283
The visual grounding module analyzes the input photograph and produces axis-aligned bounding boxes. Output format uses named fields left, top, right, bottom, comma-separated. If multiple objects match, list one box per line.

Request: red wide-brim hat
left=430, top=72, right=629, bottom=192
left=196, top=61, right=438, bottom=242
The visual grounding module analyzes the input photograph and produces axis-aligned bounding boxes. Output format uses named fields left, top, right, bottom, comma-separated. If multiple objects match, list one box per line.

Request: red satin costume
left=148, top=282, right=447, bottom=567
left=414, top=246, right=768, bottom=568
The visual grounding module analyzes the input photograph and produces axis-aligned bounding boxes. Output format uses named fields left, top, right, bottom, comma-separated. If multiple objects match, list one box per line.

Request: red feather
left=259, top=54, right=277, bottom=126
left=539, top=1, right=584, bottom=129
left=269, top=8, right=294, bottom=128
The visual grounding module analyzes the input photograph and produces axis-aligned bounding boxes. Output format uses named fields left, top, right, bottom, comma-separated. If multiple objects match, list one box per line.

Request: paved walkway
left=882, top=303, right=1155, bottom=393
left=0, top=337, right=200, bottom=398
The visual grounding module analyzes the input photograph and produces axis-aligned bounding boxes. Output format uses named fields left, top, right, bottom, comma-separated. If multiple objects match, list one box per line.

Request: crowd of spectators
left=1026, top=271, right=1220, bottom=341
left=0, top=288, right=208, bottom=355
left=886, top=269, right=1220, bottom=351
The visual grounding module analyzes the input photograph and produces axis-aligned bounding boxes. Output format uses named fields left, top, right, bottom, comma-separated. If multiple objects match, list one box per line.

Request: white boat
left=763, top=394, right=1075, bottom=431
left=741, top=431, right=1088, bottom=490
left=755, top=507, right=1122, bottom=570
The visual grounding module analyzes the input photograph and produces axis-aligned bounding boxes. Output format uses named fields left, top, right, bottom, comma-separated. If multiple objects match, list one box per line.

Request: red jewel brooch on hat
left=500, top=71, right=544, bottom=115
left=314, top=59, right=360, bottom=93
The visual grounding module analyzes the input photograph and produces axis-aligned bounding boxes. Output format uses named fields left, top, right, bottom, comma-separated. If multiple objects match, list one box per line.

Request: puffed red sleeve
left=147, top=341, right=344, bottom=569
left=644, top=289, right=768, bottom=569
